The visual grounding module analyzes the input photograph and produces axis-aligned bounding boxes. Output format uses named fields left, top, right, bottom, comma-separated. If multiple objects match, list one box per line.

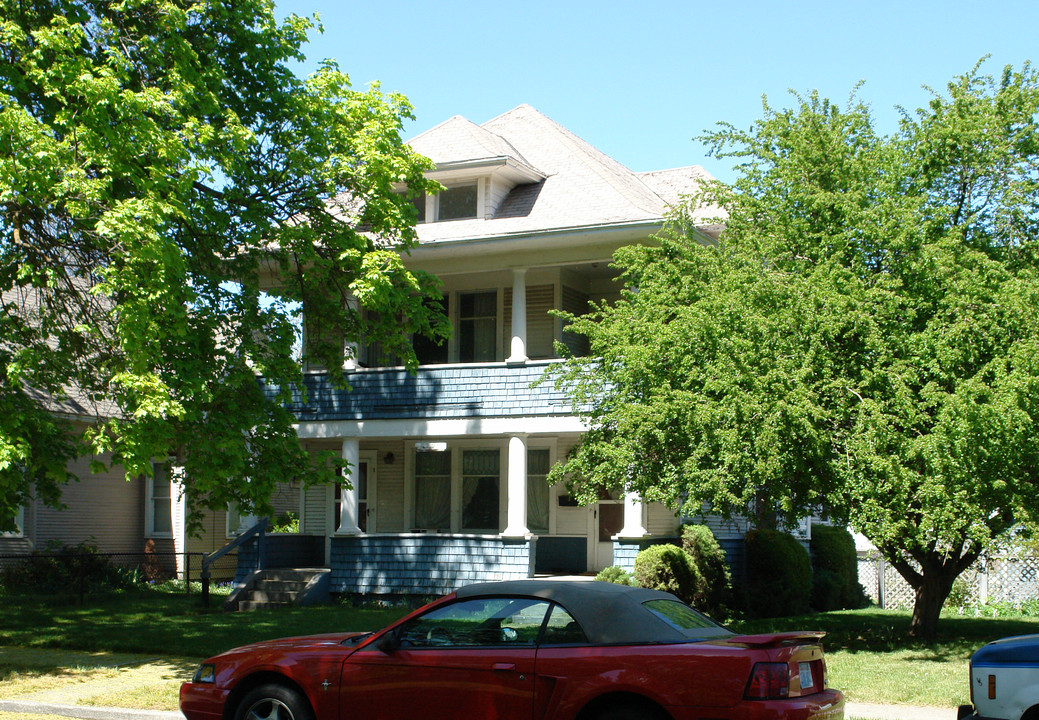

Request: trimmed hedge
left=595, top=565, right=634, bottom=585
left=810, top=524, right=868, bottom=610
left=744, top=529, right=812, bottom=618
left=633, top=544, right=700, bottom=603
left=680, top=524, right=733, bottom=619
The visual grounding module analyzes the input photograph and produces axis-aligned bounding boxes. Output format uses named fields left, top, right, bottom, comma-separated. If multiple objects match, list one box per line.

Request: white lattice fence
left=857, top=553, right=1039, bottom=610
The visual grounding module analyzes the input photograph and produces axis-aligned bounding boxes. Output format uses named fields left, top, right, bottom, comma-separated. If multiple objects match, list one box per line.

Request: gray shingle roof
left=408, top=104, right=722, bottom=243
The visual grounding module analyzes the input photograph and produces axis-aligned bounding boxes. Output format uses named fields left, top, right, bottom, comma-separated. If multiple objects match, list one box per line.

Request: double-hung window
left=459, top=291, right=497, bottom=362
left=414, top=450, right=451, bottom=531
left=461, top=449, right=500, bottom=532
left=147, top=462, right=174, bottom=538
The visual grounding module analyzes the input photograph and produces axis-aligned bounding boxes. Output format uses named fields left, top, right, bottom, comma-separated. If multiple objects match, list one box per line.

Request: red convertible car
left=180, top=580, right=844, bottom=720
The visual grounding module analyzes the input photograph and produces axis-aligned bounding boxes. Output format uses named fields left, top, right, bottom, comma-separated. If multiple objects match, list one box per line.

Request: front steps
left=225, top=568, right=331, bottom=611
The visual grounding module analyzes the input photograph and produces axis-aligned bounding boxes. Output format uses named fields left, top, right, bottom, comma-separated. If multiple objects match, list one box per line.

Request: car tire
left=594, top=701, right=666, bottom=720
left=234, top=683, right=315, bottom=720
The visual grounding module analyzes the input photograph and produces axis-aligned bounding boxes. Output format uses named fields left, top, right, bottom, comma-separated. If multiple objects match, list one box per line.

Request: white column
left=338, top=438, right=362, bottom=534
left=618, top=491, right=647, bottom=538
left=503, top=434, right=529, bottom=536
left=507, top=268, right=527, bottom=364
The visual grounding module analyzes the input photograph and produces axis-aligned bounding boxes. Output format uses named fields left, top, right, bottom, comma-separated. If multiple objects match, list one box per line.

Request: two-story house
left=256, top=104, right=724, bottom=596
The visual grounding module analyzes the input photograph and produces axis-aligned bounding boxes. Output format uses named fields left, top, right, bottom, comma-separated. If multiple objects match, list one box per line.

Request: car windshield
left=642, top=600, right=732, bottom=638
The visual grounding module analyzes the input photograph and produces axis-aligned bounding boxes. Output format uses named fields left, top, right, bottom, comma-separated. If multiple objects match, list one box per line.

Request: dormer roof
left=405, top=104, right=724, bottom=244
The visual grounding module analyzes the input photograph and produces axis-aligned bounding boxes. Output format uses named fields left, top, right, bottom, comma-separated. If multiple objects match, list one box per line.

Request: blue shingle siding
left=261, top=361, right=579, bottom=422
left=330, top=535, right=535, bottom=594
left=612, top=536, right=680, bottom=573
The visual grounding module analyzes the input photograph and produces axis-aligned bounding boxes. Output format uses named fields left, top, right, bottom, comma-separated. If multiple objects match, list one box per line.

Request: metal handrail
left=201, top=517, right=268, bottom=608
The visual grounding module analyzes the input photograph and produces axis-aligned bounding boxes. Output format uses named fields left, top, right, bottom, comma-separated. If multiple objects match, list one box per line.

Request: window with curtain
left=414, top=451, right=451, bottom=531
left=459, top=291, right=496, bottom=362
left=527, top=449, right=550, bottom=535
left=462, top=449, right=500, bottom=531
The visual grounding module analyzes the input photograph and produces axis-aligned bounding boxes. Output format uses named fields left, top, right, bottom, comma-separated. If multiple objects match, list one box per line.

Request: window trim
left=145, top=460, right=177, bottom=539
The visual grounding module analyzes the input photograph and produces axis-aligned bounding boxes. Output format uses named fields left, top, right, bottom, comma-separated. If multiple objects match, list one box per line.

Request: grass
left=2, top=587, right=1038, bottom=712
left=0, top=586, right=412, bottom=658
left=731, top=608, right=1039, bottom=707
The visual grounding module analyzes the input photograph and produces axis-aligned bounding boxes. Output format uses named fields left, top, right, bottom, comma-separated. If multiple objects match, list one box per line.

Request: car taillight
left=745, top=662, right=790, bottom=700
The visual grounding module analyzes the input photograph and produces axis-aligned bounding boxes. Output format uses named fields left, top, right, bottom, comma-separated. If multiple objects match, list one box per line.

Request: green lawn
left=2, top=587, right=1037, bottom=710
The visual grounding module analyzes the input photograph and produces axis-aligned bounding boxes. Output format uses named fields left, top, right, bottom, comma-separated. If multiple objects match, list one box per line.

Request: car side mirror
left=375, top=632, right=400, bottom=654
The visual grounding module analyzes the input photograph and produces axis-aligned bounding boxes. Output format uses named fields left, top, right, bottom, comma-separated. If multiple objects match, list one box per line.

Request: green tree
left=549, top=61, right=1039, bottom=639
left=0, top=0, right=446, bottom=533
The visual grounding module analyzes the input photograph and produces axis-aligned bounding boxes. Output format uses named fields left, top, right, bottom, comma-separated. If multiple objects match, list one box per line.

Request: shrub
left=809, top=524, right=868, bottom=610
left=270, top=511, right=300, bottom=533
left=595, top=566, right=634, bottom=585
left=680, top=524, right=733, bottom=619
left=0, top=540, right=138, bottom=595
left=633, top=544, right=700, bottom=603
left=744, top=529, right=813, bottom=618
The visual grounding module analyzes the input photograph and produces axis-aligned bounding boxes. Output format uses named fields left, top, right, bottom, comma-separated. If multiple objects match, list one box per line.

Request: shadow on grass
left=0, top=588, right=413, bottom=658
left=730, top=608, right=1039, bottom=658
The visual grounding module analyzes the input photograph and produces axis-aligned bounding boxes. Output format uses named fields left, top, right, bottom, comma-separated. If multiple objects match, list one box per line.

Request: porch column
left=503, top=434, right=529, bottom=537
left=507, top=268, right=527, bottom=364
left=338, top=438, right=362, bottom=535
left=618, top=491, right=648, bottom=538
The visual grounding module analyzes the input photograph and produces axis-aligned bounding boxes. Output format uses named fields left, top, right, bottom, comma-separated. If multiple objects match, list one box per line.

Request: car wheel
left=594, top=701, right=666, bottom=720
left=235, top=684, right=315, bottom=720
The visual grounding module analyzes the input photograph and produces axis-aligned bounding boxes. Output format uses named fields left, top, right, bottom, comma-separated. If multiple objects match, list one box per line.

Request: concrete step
left=227, top=568, right=331, bottom=612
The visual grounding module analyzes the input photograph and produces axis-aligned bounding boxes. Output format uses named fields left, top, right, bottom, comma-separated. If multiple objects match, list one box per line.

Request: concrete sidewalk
left=0, top=698, right=954, bottom=720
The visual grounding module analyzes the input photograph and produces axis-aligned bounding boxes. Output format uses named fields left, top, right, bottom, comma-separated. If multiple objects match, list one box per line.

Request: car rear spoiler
left=727, top=631, right=827, bottom=648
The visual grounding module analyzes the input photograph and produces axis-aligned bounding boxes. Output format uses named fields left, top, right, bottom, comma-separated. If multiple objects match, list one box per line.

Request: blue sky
left=274, top=0, right=1036, bottom=183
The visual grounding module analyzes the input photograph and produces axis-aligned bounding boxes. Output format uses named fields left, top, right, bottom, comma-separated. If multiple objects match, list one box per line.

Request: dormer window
left=399, top=181, right=480, bottom=224
left=438, top=183, right=478, bottom=220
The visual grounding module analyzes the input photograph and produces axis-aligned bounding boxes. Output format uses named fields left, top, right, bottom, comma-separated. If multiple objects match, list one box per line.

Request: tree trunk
left=908, top=576, right=950, bottom=641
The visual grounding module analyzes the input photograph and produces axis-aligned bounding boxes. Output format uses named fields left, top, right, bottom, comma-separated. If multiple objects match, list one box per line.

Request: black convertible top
left=455, top=580, right=731, bottom=645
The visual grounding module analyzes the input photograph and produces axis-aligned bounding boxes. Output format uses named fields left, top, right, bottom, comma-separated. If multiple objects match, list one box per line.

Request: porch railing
left=201, top=518, right=268, bottom=609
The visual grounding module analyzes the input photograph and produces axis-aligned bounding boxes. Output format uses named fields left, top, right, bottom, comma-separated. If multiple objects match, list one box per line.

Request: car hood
left=210, top=632, right=372, bottom=660
left=972, top=633, right=1039, bottom=666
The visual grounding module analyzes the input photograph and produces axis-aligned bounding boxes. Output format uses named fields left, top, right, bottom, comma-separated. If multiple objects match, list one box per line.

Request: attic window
left=438, top=183, right=478, bottom=221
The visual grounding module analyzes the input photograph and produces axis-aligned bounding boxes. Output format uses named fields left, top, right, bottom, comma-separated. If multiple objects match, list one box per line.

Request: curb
left=0, top=700, right=182, bottom=720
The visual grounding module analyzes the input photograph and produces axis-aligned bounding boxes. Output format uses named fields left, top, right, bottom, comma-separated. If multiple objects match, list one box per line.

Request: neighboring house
left=256, top=104, right=728, bottom=595
left=0, top=288, right=242, bottom=576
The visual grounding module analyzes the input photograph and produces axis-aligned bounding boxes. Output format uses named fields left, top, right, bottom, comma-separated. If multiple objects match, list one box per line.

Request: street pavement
left=0, top=698, right=955, bottom=719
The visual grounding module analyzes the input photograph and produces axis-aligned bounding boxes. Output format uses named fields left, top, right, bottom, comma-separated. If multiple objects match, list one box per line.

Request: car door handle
left=492, top=663, right=516, bottom=672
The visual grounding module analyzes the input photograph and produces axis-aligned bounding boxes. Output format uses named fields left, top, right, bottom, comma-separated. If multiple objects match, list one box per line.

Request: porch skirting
left=330, top=534, right=537, bottom=595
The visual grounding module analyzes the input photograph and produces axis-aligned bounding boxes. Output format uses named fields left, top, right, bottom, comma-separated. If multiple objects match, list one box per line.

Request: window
left=397, top=182, right=478, bottom=224
left=414, top=450, right=451, bottom=531
left=438, top=183, right=478, bottom=221
left=459, top=291, right=497, bottom=362
left=396, top=597, right=550, bottom=648
left=414, top=296, right=449, bottom=365
left=2, top=506, right=24, bottom=538
left=540, top=604, right=587, bottom=645
left=461, top=449, right=500, bottom=532
left=527, top=449, right=550, bottom=534
left=147, top=462, right=174, bottom=538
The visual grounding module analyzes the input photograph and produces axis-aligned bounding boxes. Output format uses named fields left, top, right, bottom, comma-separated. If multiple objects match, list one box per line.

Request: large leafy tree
left=550, top=62, right=1039, bottom=638
left=0, top=0, right=445, bottom=533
